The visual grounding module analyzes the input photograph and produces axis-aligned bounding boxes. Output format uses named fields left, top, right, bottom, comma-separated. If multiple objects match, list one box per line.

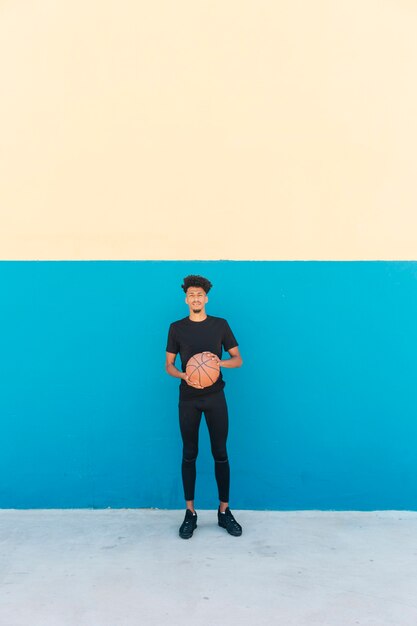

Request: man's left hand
left=202, top=351, right=222, bottom=366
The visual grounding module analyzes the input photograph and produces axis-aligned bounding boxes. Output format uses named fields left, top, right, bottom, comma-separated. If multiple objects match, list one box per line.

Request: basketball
left=186, top=352, right=220, bottom=388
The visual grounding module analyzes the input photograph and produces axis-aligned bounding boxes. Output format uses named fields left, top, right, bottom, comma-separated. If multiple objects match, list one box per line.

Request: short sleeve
left=166, top=324, right=179, bottom=354
left=222, top=320, right=238, bottom=352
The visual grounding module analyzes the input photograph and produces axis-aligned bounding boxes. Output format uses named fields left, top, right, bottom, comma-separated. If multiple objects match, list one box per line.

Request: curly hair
left=181, top=274, right=213, bottom=294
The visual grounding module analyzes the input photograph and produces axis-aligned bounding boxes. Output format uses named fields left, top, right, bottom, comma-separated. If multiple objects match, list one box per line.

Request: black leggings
left=179, top=389, right=230, bottom=503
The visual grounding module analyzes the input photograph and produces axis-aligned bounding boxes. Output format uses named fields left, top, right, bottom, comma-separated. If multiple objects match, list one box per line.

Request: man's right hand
left=182, top=373, right=204, bottom=389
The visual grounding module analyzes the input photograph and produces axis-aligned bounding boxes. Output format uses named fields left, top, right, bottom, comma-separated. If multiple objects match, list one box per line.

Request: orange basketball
left=186, top=352, right=220, bottom=388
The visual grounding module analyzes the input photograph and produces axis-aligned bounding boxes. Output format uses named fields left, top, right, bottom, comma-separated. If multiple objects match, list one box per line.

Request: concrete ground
left=0, top=510, right=417, bottom=626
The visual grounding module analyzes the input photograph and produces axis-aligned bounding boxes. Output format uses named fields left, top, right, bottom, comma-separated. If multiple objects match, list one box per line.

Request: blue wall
left=1, top=261, right=416, bottom=510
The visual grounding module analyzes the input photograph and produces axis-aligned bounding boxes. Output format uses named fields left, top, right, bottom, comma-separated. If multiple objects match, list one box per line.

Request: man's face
left=185, top=286, right=208, bottom=313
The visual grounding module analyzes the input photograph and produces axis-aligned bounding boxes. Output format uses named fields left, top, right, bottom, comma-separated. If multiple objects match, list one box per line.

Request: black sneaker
left=218, top=506, right=242, bottom=536
left=179, top=509, right=197, bottom=539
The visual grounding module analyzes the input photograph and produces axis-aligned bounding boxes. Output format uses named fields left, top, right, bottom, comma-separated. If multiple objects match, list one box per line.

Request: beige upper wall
left=0, top=0, right=416, bottom=260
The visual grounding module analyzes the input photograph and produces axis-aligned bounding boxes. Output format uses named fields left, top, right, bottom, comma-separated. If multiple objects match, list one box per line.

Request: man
left=165, top=274, right=244, bottom=539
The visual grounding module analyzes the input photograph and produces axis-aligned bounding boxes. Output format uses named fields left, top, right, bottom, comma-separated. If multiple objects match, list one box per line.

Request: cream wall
left=1, top=0, right=416, bottom=260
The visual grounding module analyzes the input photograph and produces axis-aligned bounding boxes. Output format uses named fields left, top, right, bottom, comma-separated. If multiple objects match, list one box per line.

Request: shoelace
left=222, top=511, right=241, bottom=531
left=182, top=515, right=195, bottom=530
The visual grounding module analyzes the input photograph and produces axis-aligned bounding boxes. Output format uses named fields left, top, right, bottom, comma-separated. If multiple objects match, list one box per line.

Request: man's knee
left=212, top=448, right=228, bottom=464
left=183, top=446, right=198, bottom=463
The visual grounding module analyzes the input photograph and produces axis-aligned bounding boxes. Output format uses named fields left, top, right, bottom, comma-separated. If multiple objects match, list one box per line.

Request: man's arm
left=203, top=346, right=243, bottom=368
left=165, top=352, right=186, bottom=379
left=165, top=351, right=204, bottom=389
left=220, top=346, right=243, bottom=368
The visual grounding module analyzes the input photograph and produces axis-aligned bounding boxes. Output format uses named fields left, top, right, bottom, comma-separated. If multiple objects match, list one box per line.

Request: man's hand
left=202, top=351, right=222, bottom=366
left=182, top=373, right=205, bottom=389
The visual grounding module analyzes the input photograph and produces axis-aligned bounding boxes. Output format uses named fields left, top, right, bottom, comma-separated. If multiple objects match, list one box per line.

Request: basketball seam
left=186, top=354, right=220, bottom=386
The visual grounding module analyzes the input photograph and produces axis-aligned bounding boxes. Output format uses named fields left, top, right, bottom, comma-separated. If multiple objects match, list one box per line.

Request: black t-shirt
left=166, top=314, right=238, bottom=399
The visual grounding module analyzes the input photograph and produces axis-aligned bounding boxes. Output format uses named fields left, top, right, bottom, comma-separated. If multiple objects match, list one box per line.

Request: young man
left=165, top=274, right=243, bottom=539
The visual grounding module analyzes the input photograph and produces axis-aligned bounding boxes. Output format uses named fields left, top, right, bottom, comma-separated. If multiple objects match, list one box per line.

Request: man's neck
left=189, top=310, right=208, bottom=322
